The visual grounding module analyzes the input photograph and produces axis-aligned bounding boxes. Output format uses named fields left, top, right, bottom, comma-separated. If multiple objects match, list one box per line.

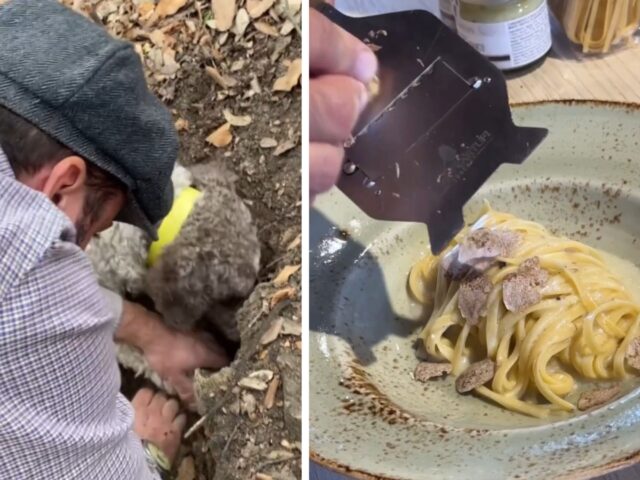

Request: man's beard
left=74, top=214, right=93, bottom=248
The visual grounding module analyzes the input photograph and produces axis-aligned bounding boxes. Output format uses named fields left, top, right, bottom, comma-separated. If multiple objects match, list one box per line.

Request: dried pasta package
left=550, top=0, right=640, bottom=54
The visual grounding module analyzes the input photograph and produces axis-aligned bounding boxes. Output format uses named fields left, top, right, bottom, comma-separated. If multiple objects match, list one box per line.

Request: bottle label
left=456, top=1, right=551, bottom=70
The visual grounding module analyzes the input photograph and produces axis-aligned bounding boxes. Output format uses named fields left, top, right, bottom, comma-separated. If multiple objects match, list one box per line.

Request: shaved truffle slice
left=440, top=249, right=470, bottom=279
left=414, top=362, right=452, bottom=382
left=458, top=274, right=492, bottom=325
left=577, top=384, right=621, bottom=411
left=458, top=228, right=520, bottom=264
left=442, top=228, right=520, bottom=279
left=502, top=257, right=549, bottom=313
left=455, top=359, right=496, bottom=393
left=626, top=337, right=640, bottom=370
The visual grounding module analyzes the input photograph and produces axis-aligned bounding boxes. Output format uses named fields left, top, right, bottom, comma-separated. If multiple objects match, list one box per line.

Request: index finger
left=310, top=9, right=378, bottom=83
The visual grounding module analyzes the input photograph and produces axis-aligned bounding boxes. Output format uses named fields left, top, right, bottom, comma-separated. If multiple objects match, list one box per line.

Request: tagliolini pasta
left=409, top=207, right=640, bottom=418
left=552, top=0, right=640, bottom=53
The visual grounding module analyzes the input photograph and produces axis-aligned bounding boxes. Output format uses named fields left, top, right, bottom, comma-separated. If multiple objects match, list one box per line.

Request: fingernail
left=354, top=48, right=378, bottom=83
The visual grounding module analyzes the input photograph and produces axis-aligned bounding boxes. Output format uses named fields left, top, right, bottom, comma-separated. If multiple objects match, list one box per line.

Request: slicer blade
left=315, top=5, right=548, bottom=253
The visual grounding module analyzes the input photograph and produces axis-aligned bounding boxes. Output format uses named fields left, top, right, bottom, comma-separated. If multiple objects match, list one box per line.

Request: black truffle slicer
left=315, top=4, right=549, bottom=254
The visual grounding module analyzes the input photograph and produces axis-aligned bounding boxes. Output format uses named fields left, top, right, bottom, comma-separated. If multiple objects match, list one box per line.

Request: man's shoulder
left=0, top=176, right=77, bottom=299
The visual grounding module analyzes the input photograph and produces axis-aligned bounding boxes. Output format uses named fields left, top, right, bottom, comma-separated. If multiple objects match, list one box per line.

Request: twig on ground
left=221, top=423, right=241, bottom=456
left=184, top=413, right=209, bottom=439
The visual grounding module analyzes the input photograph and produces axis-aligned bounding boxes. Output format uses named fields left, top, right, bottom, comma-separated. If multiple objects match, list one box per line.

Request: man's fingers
left=310, top=10, right=377, bottom=83
left=148, top=391, right=167, bottom=413
left=310, top=142, right=344, bottom=198
left=131, top=388, right=154, bottom=410
left=172, top=413, right=187, bottom=432
left=161, top=398, right=180, bottom=419
left=310, top=75, right=367, bottom=144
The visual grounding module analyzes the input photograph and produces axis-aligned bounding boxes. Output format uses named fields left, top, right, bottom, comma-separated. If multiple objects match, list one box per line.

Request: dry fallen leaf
left=281, top=439, right=292, bottom=449
left=239, top=370, right=274, bottom=391
left=264, top=375, right=280, bottom=409
left=212, top=0, right=236, bottom=32
left=148, top=46, right=180, bottom=76
left=230, top=59, right=245, bottom=72
left=137, top=2, right=155, bottom=18
left=176, top=456, right=196, bottom=480
left=274, top=139, right=297, bottom=156
left=250, top=76, right=262, bottom=94
left=270, top=287, right=295, bottom=309
left=273, top=264, right=300, bottom=287
left=174, top=118, right=189, bottom=131
left=286, top=234, right=301, bottom=250
left=281, top=319, right=301, bottom=336
left=205, top=66, right=237, bottom=88
left=149, top=29, right=166, bottom=47
left=279, top=0, right=301, bottom=14
left=280, top=20, right=295, bottom=36
left=94, top=0, right=119, bottom=20
left=254, top=21, right=279, bottom=37
left=246, top=0, right=276, bottom=18
left=251, top=370, right=274, bottom=382
left=259, top=317, right=284, bottom=345
left=234, top=8, right=250, bottom=35
left=206, top=123, right=233, bottom=148
left=155, top=0, right=187, bottom=18
left=273, top=58, right=301, bottom=92
left=260, top=137, right=278, bottom=148
left=256, top=473, right=273, bottom=480
left=238, top=377, right=268, bottom=391
left=267, top=450, right=295, bottom=461
left=223, top=109, right=252, bottom=127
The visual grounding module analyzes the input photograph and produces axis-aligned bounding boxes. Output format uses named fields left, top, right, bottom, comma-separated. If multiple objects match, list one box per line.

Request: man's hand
left=310, top=7, right=378, bottom=201
left=115, top=301, right=229, bottom=410
left=132, top=388, right=186, bottom=465
left=143, top=326, right=228, bottom=410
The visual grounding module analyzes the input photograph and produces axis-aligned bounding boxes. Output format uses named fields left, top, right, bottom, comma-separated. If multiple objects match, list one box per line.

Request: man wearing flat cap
left=0, top=1, right=227, bottom=478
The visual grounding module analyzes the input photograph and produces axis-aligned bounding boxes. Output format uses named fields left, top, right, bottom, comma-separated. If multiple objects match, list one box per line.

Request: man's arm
left=0, top=241, right=160, bottom=480
left=111, top=297, right=229, bottom=410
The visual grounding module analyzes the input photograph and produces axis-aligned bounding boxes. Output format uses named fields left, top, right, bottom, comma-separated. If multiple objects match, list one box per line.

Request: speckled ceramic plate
left=310, top=101, right=640, bottom=480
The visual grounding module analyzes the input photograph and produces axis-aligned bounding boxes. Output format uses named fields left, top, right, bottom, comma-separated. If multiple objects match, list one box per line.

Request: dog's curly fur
left=146, top=163, right=260, bottom=341
left=87, top=163, right=260, bottom=393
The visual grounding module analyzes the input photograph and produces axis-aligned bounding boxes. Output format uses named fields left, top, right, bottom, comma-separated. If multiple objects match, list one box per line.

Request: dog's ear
left=145, top=242, right=204, bottom=331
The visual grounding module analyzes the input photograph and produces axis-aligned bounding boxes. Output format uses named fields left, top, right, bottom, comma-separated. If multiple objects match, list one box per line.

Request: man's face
left=18, top=156, right=126, bottom=249
left=75, top=189, right=126, bottom=249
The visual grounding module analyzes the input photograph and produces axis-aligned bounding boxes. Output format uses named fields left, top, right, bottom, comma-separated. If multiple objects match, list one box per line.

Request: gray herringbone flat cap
left=0, top=0, right=177, bottom=238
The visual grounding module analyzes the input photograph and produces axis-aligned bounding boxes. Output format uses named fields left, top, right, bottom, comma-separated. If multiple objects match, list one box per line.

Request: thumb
left=172, top=374, right=195, bottom=407
left=310, top=10, right=378, bottom=83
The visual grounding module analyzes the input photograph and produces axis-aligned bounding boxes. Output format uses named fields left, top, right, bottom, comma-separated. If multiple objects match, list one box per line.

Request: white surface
left=334, top=0, right=438, bottom=16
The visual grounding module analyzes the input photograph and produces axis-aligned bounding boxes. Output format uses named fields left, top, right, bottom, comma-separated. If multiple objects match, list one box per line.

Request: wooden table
left=312, top=4, right=640, bottom=479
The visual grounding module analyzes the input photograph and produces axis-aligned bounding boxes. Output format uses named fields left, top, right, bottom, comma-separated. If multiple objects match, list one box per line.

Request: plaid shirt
left=0, top=149, right=159, bottom=479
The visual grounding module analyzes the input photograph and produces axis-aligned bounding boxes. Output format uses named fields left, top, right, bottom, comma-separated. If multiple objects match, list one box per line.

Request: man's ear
left=42, top=156, right=87, bottom=220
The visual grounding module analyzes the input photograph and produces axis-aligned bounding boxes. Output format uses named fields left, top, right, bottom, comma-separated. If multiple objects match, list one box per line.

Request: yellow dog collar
left=147, top=186, right=202, bottom=267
